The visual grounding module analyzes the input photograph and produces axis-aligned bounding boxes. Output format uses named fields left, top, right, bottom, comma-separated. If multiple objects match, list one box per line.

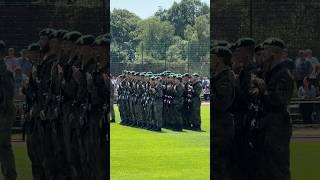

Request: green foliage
left=111, top=9, right=141, bottom=62
left=111, top=0, right=210, bottom=67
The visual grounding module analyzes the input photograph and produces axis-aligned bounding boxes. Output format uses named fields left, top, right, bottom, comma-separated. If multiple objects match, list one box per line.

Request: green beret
left=56, top=29, right=69, bottom=39
left=255, top=44, right=264, bottom=53
left=76, top=35, right=95, bottom=46
left=48, top=30, right=58, bottom=39
left=228, top=43, right=236, bottom=52
left=263, top=38, right=286, bottom=49
left=93, top=37, right=109, bottom=46
left=211, top=46, right=232, bottom=59
left=177, top=75, right=182, bottom=80
left=183, top=73, right=190, bottom=77
left=192, top=73, right=199, bottom=77
left=97, top=33, right=110, bottom=41
left=0, top=40, right=6, bottom=51
left=156, top=76, right=161, bottom=80
left=63, top=31, right=82, bottom=42
left=151, top=76, right=156, bottom=80
left=39, top=28, right=55, bottom=37
left=212, top=40, right=229, bottom=48
left=134, top=72, right=139, bottom=76
left=27, top=43, right=41, bottom=51
left=235, top=37, right=255, bottom=48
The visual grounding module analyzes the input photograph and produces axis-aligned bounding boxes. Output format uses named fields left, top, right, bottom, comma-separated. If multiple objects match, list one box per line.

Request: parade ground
left=111, top=104, right=211, bottom=180
left=2, top=104, right=320, bottom=180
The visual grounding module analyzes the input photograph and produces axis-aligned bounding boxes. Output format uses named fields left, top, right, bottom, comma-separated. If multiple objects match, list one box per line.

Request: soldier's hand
left=249, top=88, right=259, bottom=96
left=72, top=66, right=81, bottom=83
left=32, top=66, right=38, bottom=80
left=40, top=110, right=46, bottom=120
left=86, top=73, right=93, bottom=82
left=102, top=73, right=108, bottom=84
left=57, top=64, right=64, bottom=80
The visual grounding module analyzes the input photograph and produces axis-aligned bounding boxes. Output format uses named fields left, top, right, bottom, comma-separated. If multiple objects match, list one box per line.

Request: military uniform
left=256, top=38, right=293, bottom=180
left=0, top=40, right=17, bottom=180
left=212, top=46, right=235, bottom=180
left=190, top=74, right=202, bottom=131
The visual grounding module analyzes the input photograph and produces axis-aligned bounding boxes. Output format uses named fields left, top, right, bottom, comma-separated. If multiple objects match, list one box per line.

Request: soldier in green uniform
left=172, top=76, right=184, bottom=131
left=212, top=46, right=235, bottom=180
left=0, top=40, right=17, bottom=180
left=256, top=38, right=293, bottom=180
left=60, top=31, right=83, bottom=179
left=23, top=43, right=46, bottom=180
left=49, top=29, right=70, bottom=179
left=190, top=73, right=202, bottom=131
left=73, top=35, right=98, bottom=179
left=87, top=37, right=112, bottom=180
left=230, top=37, right=258, bottom=180
left=36, top=28, right=62, bottom=179
left=152, top=77, right=163, bottom=131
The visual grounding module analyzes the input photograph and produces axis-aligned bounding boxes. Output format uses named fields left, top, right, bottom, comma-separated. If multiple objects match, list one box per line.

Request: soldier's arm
left=263, top=71, right=293, bottom=111
left=193, top=83, right=203, bottom=97
left=213, top=74, right=234, bottom=113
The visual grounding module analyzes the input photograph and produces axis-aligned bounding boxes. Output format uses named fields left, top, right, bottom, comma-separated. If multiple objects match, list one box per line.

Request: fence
left=212, top=0, right=320, bottom=57
left=111, top=43, right=210, bottom=77
left=0, top=0, right=108, bottom=52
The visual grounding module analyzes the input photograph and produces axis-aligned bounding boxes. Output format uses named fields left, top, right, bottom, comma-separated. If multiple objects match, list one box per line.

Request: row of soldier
left=21, top=28, right=109, bottom=179
left=117, top=71, right=203, bottom=132
left=212, top=37, right=294, bottom=180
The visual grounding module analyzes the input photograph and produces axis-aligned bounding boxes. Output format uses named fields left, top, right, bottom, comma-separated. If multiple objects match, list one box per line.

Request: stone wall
left=212, top=0, right=320, bottom=56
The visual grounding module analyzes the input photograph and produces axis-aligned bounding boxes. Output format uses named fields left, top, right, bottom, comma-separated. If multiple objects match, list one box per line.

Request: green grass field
left=111, top=105, right=211, bottom=180
left=1, top=105, right=320, bottom=180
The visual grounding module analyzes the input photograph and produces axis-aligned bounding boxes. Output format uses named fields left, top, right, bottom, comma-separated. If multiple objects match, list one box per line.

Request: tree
left=156, top=0, right=209, bottom=38
left=111, top=9, right=141, bottom=62
left=135, top=17, right=175, bottom=61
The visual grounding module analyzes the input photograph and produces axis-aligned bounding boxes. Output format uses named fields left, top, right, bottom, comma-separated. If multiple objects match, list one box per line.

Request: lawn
left=2, top=104, right=320, bottom=180
left=111, top=105, right=211, bottom=180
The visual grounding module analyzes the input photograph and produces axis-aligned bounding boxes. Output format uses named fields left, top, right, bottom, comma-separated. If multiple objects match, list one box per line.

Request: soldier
left=230, top=37, right=258, bottom=180
left=212, top=46, right=235, bottom=180
left=23, top=42, right=46, bottom=180
left=73, top=34, right=98, bottom=179
left=49, top=29, right=70, bottom=179
left=0, top=40, right=17, bottom=180
left=190, top=73, right=202, bottom=131
left=256, top=38, right=294, bottom=180
left=182, top=73, right=191, bottom=129
left=172, top=75, right=184, bottom=131
left=87, top=38, right=109, bottom=180
left=60, top=30, right=83, bottom=179
left=152, top=77, right=163, bottom=131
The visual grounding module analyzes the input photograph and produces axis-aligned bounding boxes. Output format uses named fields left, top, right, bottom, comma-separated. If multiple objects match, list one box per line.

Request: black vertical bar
left=249, top=0, right=253, bottom=37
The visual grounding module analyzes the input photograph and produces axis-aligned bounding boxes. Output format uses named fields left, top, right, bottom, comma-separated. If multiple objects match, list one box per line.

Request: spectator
left=4, top=48, right=17, bottom=73
left=16, top=49, right=32, bottom=77
left=13, top=66, right=29, bottom=100
left=298, top=78, right=317, bottom=124
left=282, top=48, right=295, bottom=73
left=305, top=49, right=320, bottom=87
left=295, top=50, right=312, bottom=88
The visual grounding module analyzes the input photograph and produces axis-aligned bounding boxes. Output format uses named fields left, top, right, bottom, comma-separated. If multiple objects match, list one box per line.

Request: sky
left=111, top=0, right=210, bottom=19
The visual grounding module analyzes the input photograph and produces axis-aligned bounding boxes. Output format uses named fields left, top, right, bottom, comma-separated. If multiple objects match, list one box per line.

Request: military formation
left=212, top=37, right=294, bottom=180
left=117, top=71, right=203, bottom=132
left=19, top=28, right=110, bottom=180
